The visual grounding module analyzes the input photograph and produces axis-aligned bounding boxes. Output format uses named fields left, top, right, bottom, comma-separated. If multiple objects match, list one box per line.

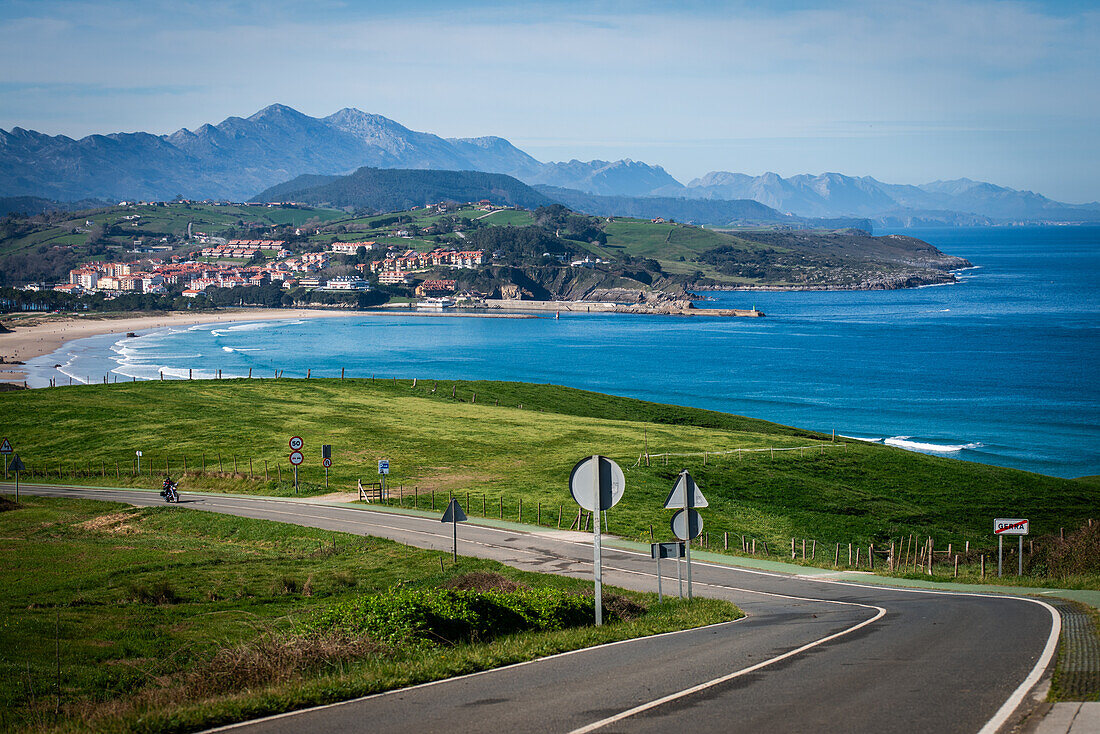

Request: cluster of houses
left=200, top=240, right=287, bottom=259
left=367, top=248, right=487, bottom=272
left=64, top=262, right=168, bottom=295
left=54, top=235, right=494, bottom=301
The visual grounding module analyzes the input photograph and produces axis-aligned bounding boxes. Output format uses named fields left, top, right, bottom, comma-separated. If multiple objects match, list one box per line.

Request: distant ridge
left=1, top=103, right=1096, bottom=224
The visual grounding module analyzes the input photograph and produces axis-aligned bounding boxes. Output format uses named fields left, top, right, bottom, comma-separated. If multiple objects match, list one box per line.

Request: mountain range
left=2, top=103, right=1097, bottom=224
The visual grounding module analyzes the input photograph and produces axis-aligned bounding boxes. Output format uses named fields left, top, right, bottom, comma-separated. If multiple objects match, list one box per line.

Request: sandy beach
left=0, top=309, right=354, bottom=384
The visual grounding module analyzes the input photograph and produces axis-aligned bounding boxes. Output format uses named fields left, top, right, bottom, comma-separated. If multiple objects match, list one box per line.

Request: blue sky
left=0, top=0, right=1097, bottom=202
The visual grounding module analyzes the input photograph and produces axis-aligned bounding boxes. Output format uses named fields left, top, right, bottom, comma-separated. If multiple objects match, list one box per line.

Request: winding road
left=7, top=484, right=1060, bottom=734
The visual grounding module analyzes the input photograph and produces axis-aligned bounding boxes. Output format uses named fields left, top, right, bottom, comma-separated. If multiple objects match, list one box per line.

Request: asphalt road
left=6, top=484, right=1059, bottom=734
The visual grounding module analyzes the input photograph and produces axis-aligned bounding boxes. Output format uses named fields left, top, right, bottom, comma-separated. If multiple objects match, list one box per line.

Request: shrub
left=306, top=586, right=597, bottom=646
left=129, top=579, right=181, bottom=605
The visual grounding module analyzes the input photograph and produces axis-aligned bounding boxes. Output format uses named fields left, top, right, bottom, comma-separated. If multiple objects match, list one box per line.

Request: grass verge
left=0, top=496, right=739, bottom=733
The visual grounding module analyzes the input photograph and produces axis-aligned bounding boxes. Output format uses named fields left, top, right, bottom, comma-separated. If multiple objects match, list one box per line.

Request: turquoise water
left=25, top=226, right=1099, bottom=478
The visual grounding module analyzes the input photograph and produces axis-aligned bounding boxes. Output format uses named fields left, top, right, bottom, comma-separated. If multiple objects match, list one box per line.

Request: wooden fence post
left=265, top=460, right=269, bottom=481
left=558, top=505, right=563, bottom=528
left=517, top=498, right=522, bottom=523
left=499, top=495, right=503, bottom=519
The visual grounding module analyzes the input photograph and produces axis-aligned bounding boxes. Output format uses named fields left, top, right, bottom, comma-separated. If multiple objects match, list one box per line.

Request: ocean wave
left=884, top=436, right=983, bottom=453
left=839, top=435, right=883, bottom=443
left=210, top=321, right=291, bottom=337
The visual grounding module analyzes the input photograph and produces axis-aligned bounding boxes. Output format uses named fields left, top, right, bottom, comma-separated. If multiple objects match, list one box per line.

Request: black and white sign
left=289, top=436, right=304, bottom=451
left=288, top=451, right=304, bottom=466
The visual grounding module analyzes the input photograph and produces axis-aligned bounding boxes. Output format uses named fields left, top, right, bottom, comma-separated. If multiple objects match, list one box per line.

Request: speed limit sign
left=289, top=436, right=304, bottom=451
left=322, top=457, right=332, bottom=468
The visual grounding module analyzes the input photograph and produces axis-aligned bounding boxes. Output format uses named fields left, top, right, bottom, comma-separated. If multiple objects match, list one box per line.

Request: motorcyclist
left=160, top=474, right=179, bottom=502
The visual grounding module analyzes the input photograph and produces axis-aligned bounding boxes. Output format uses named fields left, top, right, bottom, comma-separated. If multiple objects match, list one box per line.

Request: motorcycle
left=159, top=480, right=180, bottom=503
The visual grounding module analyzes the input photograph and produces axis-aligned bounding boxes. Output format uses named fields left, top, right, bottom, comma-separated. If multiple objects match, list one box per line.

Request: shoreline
left=0, top=308, right=354, bottom=384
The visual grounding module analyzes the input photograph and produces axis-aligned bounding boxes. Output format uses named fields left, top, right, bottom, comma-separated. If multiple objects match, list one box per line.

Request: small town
left=52, top=233, right=488, bottom=304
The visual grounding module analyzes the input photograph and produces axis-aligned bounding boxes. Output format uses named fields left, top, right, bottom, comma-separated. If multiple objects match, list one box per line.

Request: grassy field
left=1, top=378, right=1096, bottom=588
left=0, top=204, right=345, bottom=259
left=0, top=495, right=736, bottom=733
left=595, top=219, right=770, bottom=279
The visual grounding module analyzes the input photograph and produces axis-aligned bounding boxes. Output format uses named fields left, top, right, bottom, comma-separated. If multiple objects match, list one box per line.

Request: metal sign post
left=569, top=455, right=625, bottom=626
left=651, top=542, right=685, bottom=602
left=9, top=454, right=24, bottom=503
left=322, top=445, right=332, bottom=489
left=136, top=450, right=142, bottom=474
left=440, top=499, right=467, bottom=564
left=288, top=437, right=305, bottom=494
left=378, top=459, right=390, bottom=500
left=994, top=518, right=1029, bottom=578
left=1, top=438, right=12, bottom=480
left=665, top=470, right=708, bottom=599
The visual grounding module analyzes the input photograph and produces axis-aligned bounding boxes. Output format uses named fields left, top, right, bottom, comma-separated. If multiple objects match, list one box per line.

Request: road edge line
left=199, top=617, right=746, bottom=733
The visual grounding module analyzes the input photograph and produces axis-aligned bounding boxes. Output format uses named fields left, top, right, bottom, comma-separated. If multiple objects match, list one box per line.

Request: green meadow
left=2, top=378, right=1096, bottom=585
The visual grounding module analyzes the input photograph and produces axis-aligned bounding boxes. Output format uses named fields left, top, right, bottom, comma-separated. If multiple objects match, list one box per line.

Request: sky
left=0, top=0, right=1097, bottom=203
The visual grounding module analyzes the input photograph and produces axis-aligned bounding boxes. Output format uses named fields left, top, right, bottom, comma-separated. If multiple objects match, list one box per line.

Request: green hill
left=251, top=167, right=556, bottom=212
left=3, top=378, right=1095, bottom=586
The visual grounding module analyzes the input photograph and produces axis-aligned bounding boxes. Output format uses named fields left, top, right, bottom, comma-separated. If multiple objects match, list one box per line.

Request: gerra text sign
left=994, top=518, right=1029, bottom=535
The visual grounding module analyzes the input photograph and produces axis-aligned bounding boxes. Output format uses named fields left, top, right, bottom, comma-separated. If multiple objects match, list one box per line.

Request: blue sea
left=24, top=226, right=1100, bottom=478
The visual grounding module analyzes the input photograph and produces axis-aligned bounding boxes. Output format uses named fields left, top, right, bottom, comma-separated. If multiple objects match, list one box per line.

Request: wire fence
left=630, top=442, right=848, bottom=468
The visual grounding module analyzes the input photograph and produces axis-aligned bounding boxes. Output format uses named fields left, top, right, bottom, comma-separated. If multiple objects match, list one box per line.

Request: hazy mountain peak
left=248, top=103, right=306, bottom=121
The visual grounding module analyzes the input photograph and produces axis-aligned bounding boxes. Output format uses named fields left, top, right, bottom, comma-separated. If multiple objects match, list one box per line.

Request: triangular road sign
left=664, top=470, right=708, bottom=509
left=441, top=499, right=467, bottom=523
left=9, top=454, right=25, bottom=473
left=0, top=438, right=12, bottom=454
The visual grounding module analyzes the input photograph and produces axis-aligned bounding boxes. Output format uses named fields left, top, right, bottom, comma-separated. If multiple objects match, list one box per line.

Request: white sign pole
left=998, top=534, right=1003, bottom=578
left=1019, top=535, right=1023, bottom=576
left=592, top=454, right=603, bottom=626
left=683, top=477, right=693, bottom=600
left=656, top=553, right=662, bottom=602
left=677, top=546, right=683, bottom=598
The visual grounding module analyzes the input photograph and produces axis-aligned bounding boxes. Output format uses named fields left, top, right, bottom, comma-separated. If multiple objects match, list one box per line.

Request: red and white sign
left=0, top=438, right=12, bottom=455
left=289, top=436, right=304, bottom=451
left=322, top=457, right=332, bottom=468
left=288, top=451, right=304, bottom=466
left=994, top=518, right=1029, bottom=535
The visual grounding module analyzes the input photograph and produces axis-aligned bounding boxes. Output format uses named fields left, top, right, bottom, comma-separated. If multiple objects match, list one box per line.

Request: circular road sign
left=670, top=509, right=703, bottom=541
left=322, top=457, right=332, bottom=468
left=289, top=436, right=304, bottom=451
left=289, top=451, right=304, bottom=466
left=569, top=455, right=625, bottom=512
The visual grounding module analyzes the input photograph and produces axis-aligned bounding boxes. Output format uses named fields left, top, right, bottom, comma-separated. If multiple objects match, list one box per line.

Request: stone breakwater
left=483, top=299, right=764, bottom=317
